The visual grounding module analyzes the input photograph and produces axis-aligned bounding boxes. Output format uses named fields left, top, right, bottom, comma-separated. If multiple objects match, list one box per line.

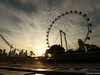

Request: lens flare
left=37, top=46, right=46, bottom=56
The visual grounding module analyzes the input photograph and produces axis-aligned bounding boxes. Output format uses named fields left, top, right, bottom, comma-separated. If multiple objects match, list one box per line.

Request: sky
left=0, top=0, right=100, bottom=56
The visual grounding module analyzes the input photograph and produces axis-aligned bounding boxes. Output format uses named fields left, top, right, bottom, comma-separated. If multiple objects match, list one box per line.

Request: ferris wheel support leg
left=60, top=30, right=63, bottom=47
left=64, top=34, right=68, bottom=51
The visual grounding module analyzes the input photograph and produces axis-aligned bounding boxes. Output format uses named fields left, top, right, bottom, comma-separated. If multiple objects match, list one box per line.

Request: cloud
left=0, top=0, right=54, bottom=55
left=0, top=0, right=37, bottom=14
left=0, top=0, right=100, bottom=55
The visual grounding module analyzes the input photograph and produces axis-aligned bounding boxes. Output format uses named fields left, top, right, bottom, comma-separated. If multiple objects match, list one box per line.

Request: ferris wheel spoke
left=53, top=31, right=60, bottom=44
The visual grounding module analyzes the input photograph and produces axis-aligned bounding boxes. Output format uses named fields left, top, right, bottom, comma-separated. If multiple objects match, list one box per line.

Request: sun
left=37, top=46, right=46, bottom=56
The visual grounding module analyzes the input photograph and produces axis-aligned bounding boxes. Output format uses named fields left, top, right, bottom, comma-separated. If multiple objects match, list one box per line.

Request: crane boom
left=0, top=34, right=13, bottom=51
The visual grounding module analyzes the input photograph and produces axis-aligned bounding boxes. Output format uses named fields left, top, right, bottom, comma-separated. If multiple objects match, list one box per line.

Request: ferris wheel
left=46, top=10, right=92, bottom=50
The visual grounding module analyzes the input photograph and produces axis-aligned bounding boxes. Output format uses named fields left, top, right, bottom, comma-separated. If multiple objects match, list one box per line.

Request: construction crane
left=0, top=34, right=21, bottom=51
left=0, top=34, right=13, bottom=51
left=0, top=34, right=35, bottom=56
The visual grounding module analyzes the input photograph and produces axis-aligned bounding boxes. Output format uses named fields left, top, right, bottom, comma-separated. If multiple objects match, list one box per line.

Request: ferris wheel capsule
left=65, top=11, right=68, bottom=14
left=52, top=21, right=55, bottom=24
left=79, top=11, right=82, bottom=14
left=58, top=16, right=60, bottom=18
left=70, top=10, right=72, bottom=13
left=87, top=18, right=90, bottom=21
left=75, top=10, right=77, bottom=13
left=89, top=30, right=92, bottom=33
left=89, top=24, right=92, bottom=26
left=46, top=35, right=48, bottom=37
left=48, top=46, right=50, bottom=48
left=87, top=37, right=90, bottom=40
left=47, top=31, right=49, bottom=33
left=61, top=13, right=64, bottom=16
left=50, top=24, right=52, bottom=27
left=48, top=28, right=50, bottom=30
left=84, top=14, right=86, bottom=17
left=55, top=18, right=57, bottom=21
left=47, top=42, right=49, bottom=44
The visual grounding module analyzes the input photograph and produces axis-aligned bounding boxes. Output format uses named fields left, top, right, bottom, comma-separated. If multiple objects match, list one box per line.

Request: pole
left=60, top=30, right=63, bottom=47
left=64, top=33, right=68, bottom=51
left=59, top=30, right=68, bottom=51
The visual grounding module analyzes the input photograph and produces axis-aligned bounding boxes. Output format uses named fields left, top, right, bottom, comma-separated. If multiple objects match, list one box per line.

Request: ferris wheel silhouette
left=46, top=10, right=92, bottom=50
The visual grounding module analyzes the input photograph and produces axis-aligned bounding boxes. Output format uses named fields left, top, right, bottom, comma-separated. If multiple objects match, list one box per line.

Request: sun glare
left=37, top=46, right=46, bottom=56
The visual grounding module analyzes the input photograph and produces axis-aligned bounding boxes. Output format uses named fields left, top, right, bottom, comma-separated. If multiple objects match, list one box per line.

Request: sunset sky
left=0, top=0, right=100, bottom=56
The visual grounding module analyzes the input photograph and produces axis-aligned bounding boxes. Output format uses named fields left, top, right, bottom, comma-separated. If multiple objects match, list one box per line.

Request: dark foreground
left=1, top=61, right=100, bottom=75
left=0, top=66, right=86, bottom=75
